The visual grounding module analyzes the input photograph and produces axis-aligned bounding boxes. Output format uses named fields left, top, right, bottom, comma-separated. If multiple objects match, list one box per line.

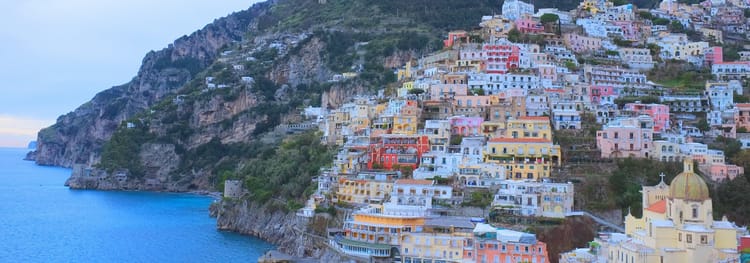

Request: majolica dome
left=669, top=158, right=710, bottom=201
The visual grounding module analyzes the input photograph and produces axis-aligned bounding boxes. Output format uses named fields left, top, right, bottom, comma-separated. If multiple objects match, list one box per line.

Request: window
left=701, top=235, right=708, bottom=244
left=687, top=234, right=692, bottom=243
left=692, top=207, right=698, bottom=218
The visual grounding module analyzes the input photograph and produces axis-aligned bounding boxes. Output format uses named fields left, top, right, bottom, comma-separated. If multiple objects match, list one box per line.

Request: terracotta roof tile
left=395, top=179, right=434, bottom=185
left=645, top=199, right=667, bottom=214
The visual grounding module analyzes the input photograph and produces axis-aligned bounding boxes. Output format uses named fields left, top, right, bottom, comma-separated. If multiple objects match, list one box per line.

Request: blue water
left=0, top=148, right=273, bottom=262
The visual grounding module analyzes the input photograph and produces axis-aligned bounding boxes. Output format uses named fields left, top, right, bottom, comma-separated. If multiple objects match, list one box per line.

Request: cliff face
left=210, top=199, right=355, bottom=262
left=33, top=5, right=266, bottom=168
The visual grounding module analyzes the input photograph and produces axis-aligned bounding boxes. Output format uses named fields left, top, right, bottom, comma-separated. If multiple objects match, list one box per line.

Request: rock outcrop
left=32, top=4, right=268, bottom=168
left=210, top=199, right=357, bottom=262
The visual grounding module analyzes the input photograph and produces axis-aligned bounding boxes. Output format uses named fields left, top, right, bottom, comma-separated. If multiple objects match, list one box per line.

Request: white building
left=551, top=101, right=582, bottom=130
left=391, top=179, right=453, bottom=206
left=468, top=73, right=540, bottom=95
left=502, top=0, right=534, bottom=20
left=618, top=48, right=654, bottom=71
left=712, top=62, right=750, bottom=81
left=492, top=180, right=575, bottom=218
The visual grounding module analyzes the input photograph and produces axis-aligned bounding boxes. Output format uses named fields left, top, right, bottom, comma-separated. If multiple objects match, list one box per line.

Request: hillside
left=34, top=0, right=510, bottom=194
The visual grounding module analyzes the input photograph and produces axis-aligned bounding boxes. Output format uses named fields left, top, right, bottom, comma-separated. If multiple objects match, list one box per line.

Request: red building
left=444, top=30, right=469, bottom=48
left=482, top=44, right=520, bottom=74
left=368, top=134, right=430, bottom=170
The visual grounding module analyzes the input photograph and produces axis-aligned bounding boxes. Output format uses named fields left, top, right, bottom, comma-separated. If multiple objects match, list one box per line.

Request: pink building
left=736, top=103, right=750, bottom=131
left=563, top=33, right=602, bottom=53
left=450, top=116, right=484, bottom=136
left=482, top=44, right=520, bottom=74
left=429, top=84, right=468, bottom=100
left=700, top=162, right=744, bottom=181
left=515, top=16, right=544, bottom=34
left=623, top=103, right=670, bottom=133
left=704, top=46, right=723, bottom=66
left=590, top=85, right=618, bottom=105
left=612, top=21, right=643, bottom=41
left=596, top=116, right=654, bottom=158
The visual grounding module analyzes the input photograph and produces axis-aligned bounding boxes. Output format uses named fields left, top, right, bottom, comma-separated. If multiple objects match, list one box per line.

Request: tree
left=696, top=118, right=710, bottom=132
left=653, top=18, right=670, bottom=25
left=507, top=28, right=521, bottom=43
left=669, top=20, right=685, bottom=33
left=709, top=136, right=741, bottom=159
left=540, top=13, right=559, bottom=24
left=407, top=88, right=425, bottom=95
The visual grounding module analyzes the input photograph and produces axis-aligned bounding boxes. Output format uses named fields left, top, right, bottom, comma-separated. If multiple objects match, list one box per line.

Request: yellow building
left=598, top=159, right=745, bottom=263
left=400, top=217, right=474, bottom=263
left=335, top=178, right=393, bottom=205
left=505, top=116, right=552, bottom=140
left=391, top=101, right=420, bottom=135
left=484, top=138, right=561, bottom=180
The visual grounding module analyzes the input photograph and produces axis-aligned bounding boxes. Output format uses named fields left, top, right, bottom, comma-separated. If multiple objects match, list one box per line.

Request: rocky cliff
left=210, top=199, right=357, bottom=262
left=33, top=3, right=268, bottom=168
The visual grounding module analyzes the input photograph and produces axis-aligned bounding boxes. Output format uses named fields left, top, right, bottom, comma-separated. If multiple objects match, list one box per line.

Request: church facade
left=595, top=159, right=746, bottom=263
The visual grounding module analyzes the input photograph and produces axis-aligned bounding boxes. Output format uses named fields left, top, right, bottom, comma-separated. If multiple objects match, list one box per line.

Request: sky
left=0, top=0, right=262, bottom=148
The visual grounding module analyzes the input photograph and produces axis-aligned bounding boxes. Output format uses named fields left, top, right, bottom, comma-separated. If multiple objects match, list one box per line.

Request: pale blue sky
left=0, top=0, right=262, bottom=147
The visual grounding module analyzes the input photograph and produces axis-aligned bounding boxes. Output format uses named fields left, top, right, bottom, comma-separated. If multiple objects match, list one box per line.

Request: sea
left=0, top=148, right=273, bottom=262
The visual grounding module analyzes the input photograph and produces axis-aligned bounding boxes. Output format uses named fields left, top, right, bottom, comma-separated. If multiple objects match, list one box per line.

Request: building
left=595, top=159, right=746, bottom=263
left=492, top=180, right=575, bottom=218
left=618, top=48, right=654, bottom=70
left=336, top=177, right=394, bottom=205
left=596, top=116, right=654, bottom=158
left=333, top=203, right=428, bottom=260
left=506, top=116, right=553, bottom=140
left=391, top=179, right=453, bottom=206
left=589, top=86, right=618, bottom=106
left=712, top=61, right=750, bottom=81
left=400, top=217, right=475, bottom=263
left=660, top=95, right=709, bottom=113
left=502, top=0, right=534, bottom=20
left=650, top=33, right=709, bottom=61
left=623, top=103, right=670, bottom=133
left=563, top=33, right=602, bottom=53
left=468, top=223, right=550, bottom=263
left=736, top=103, right=750, bottom=131
left=551, top=101, right=582, bottom=130
left=368, top=134, right=430, bottom=170
left=482, top=43, right=521, bottom=74
left=484, top=137, right=561, bottom=181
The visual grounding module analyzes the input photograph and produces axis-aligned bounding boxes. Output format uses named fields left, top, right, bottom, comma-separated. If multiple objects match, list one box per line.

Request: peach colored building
left=466, top=224, right=549, bottom=263
left=596, top=116, right=654, bottom=158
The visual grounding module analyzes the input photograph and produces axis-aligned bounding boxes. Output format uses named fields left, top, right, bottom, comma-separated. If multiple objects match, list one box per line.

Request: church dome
left=669, top=159, right=710, bottom=201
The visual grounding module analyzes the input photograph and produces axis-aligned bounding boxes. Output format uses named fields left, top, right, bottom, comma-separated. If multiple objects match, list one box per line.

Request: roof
left=395, top=179, right=433, bottom=185
left=651, top=219, right=675, bottom=228
left=669, top=159, right=710, bottom=201
left=473, top=223, right=497, bottom=234
left=424, top=216, right=475, bottom=229
left=497, top=229, right=537, bottom=244
left=518, top=116, right=550, bottom=121
left=337, top=238, right=393, bottom=250
left=645, top=200, right=667, bottom=214
left=488, top=138, right=552, bottom=143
